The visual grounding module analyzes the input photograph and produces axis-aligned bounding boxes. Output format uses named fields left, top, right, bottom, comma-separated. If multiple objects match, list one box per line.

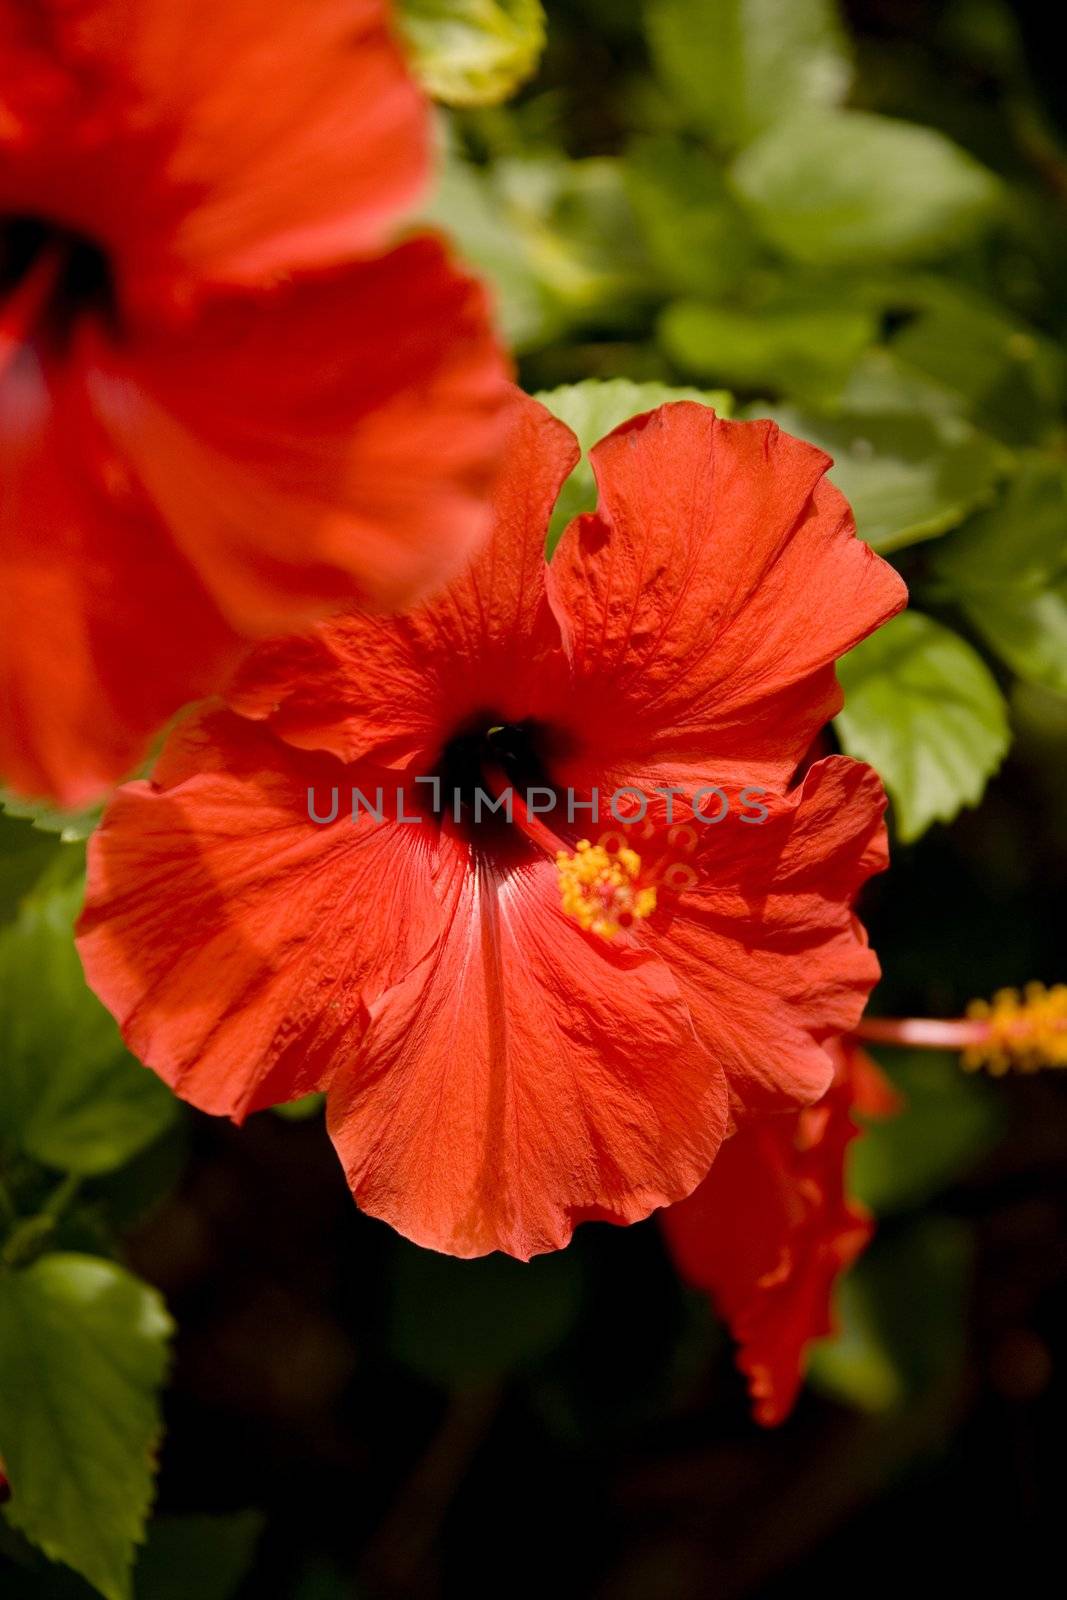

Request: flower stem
left=1, top=1173, right=83, bottom=1270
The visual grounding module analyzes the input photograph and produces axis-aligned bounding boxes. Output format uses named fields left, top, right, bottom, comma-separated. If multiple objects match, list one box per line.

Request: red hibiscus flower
left=662, top=1037, right=901, bottom=1425
left=1, top=0, right=509, bottom=806
left=77, top=394, right=906, bottom=1259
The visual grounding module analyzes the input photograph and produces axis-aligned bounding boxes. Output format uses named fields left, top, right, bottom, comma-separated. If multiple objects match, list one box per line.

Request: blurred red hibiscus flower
left=77, top=394, right=907, bottom=1259
left=663, top=1037, right=901, bottom=1425
left=0, top=0, right=509, bottom=806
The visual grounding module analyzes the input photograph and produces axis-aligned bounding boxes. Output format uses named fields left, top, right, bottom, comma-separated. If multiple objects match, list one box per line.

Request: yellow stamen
left=962, top=982, right=1067, bottom=1075
left=555, top=838, right=657, bottom=940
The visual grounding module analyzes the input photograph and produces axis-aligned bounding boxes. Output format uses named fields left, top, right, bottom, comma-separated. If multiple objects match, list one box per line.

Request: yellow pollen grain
left=962, top=982, right=1067, bottom=1075
left=555, top=838, right=657, bottom=940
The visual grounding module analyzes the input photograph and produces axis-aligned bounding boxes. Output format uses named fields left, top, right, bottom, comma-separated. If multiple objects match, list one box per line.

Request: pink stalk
left=855, top=1016, right=991, bottom=1050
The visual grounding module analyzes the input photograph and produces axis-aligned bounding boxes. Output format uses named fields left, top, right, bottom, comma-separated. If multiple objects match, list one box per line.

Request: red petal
left=652, top=757, right=890, bottom=1115
left=1, top=241, right=509, bottom=802
left=662, top=1036, right=896, bottom=1425
left=548, top=405, right=907, bottom=792
left=326, top=831, right=728, bottom=1259
left=76, top=709, right=442, bottom=1117
left=850, top=1043, right=904, bottom=1118
left=98, top=241, right=511, bottom=629
left=0, top=350, right=237, bottom=804
left=0, top=0, right=428, bottom=304
left=228, top=391, right=577, bottom=764
left=77, top=697, right=729, bottom=1260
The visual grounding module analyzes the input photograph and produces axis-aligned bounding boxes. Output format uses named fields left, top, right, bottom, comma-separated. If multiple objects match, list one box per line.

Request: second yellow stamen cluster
left=963, top=982, right=1067, bottom=1074
left=556, top=839, right=657, bottom=940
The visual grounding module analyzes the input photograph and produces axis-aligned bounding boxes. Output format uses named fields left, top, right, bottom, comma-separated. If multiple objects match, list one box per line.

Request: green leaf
left=932, top=459, right=1067, bottom=696
left=388, top=1241, right=581, bottom=1386
left=271, top=1093, right=325, bottom=1123
left=834, top=346, right=971, bottom=421
left=536, top=379, right=731, bottom=552
left=398, top=0, right=545, bottom=106
left=92, top=1123, right=190, bottom=1239
left=732, top=109, right=1000, bottom=267
left=423, top=143, right=555, bottom=352
left=835, top=611, right=1010, bottom=841
left=492, top=155, right=650, bottom=320
left=660, top=298, right=875, bottom=402
left=1, top=792, right=102, bottom=845
left=810, top=1218, right=973, bottom=1411
left=759, top=400, right=1007, bottom=553
left=135, top=1513, right=264, bottom=1600
left=0, top=1254, right=172, bottom=1600
left=425, top=149, right=649, bottom=350
left=889, top=289, right=1065, bottom=447
left=0, top=815, right=64, bottom=928
left=806, top=1268, right=905, bottom=1412
left=848, top=1049, right=1004, bottom=1216
left=0, top=882, right=177, bottom=1176
left=625, top=136, right=763, bottom=299
left=646, top=0, right=852, bottom=151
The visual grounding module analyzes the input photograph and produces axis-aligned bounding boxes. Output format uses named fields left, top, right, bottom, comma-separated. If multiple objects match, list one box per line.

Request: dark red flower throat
left=1, top=215, right=118, bottom=359
left=434, top=713, right=565, bottom=847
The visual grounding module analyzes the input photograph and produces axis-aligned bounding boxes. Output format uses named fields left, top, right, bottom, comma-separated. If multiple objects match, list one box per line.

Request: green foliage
left=0, top=793, right=102, bottom=845
left=808, top=1265, right=904, bottom=1412
left=646, top=0, right=852, bottom=152
left=388, top=1240, right=582, bottom=1386
left=0, top=1513, right=266, bottom=1600
left=836, top=612, right=1011, bottom=841
left=0, top=882, right=177, bottom=1177
left=933, top=459, right=1067, bottom=697
left=811, top=1218, right=974, bottom=1411
left=271, top=1093, right=325, bottom=1122
left=625, top=137, right=762, bottom=299
left=427, top=147, right=650, bottom=351
left=662, top=299, right=876, bottom=402
left=849, top=1049, right=1004, bottom=1216
left=134, top=1514, right=264, bottom=1600
left=0, top=843, right=177, bottom=1598
left=889, top=286, right=1065, bottom=447
left=0, top=816, right=63, bottom=929
left=399, top=0, right=546, bottom=106
left=536, top=379, right=731, bottom=550
left=0, top=1255, right=172, bottom=1600
left=761, top=398, right=1007, bottom=553
left=732, top=109, right=1001, bottom=267
left=495, top=156, right=650, bottom=318
left=425, top=144, right=553, bottom=349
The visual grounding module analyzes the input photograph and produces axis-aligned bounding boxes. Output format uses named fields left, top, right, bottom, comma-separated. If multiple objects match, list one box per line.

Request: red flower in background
left=77, top=395, right=906, bottom=1259
left=1, top=0, right=509, bottom=805
left=663, top=1038, right=900, bottom=1425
